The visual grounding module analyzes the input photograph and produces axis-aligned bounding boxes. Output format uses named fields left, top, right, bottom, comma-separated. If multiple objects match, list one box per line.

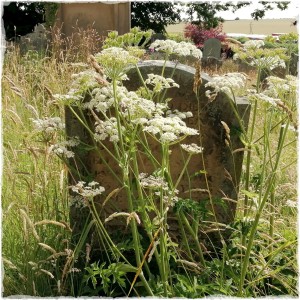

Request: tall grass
left=1, top=38, right=92, bottom=296
left=2, top=29, right=297, bottom=297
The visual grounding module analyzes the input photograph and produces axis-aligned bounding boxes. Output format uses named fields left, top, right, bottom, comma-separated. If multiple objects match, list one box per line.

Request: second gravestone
left=66, top=60, right=250, bottom=249
left=202, top=38, right=223, bottom=68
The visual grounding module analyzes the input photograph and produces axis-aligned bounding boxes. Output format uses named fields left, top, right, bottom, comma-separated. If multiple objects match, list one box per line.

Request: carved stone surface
left=67, top=60, right=250, bottom=246
left=202, top=38, right=223, bottom=68
left=202, top=38, right=222, bottom=59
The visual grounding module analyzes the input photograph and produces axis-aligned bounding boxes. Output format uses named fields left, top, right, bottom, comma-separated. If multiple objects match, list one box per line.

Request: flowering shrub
left=184, top=23, right=227, bottom=48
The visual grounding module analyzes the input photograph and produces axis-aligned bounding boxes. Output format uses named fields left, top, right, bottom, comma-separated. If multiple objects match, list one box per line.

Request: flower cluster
left=143, top=115, right=199, bottom=143
left=249, top=93, right=281, bottom=107
left=243, top=40, right=264, bottom=49
left=84, top=84, right=167, bottom=125
left=249, top=75, right=297, bottom=109
left=95, top=47, right=139, bottom=80
left=50, top=137, right=80, bottom=158
left=71, top=181, right=105, bottom=198
left=150, top=39, right=202, bottom=59
left=31, top=117, right=65, bottom=133
left=250, top=55, right=286, bottom=70
left=139, top=173, right=168, bottom=190
left=161, top=189, right=179, bottom=207
left=145, top=74, right=179, bottom=93
left=120, top=92, right=167, bottom=125
left=166, top=110, right=193, bottom=119
left=264, top=75, right=297, bottom=98
left=54, top=70, right=100, bottom=104
left=205, top=72, right=247, bottom=98
left=69, top=195, right=87, bottom=209
left=180, top=143, right=203, bottom=155
left=82, top=85, right=114, bottom=113
left=94, top=117, right=124, bottom=143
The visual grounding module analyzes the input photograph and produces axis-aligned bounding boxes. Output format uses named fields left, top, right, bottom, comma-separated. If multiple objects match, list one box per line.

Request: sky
left=176, top=0, right=299, bottom=21
left=215, top=1, right=299, bottom=20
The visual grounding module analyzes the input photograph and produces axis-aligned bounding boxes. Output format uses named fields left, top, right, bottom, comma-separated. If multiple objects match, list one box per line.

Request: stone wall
left=55, top=2, right=130, bottom=38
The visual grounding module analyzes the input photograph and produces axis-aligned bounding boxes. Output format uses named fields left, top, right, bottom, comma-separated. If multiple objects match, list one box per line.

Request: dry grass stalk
left=34, top=219, right=71, bottom=231
left=38, top=242, right=57, bottom=254
left=20, top=209, right=40, bottom=241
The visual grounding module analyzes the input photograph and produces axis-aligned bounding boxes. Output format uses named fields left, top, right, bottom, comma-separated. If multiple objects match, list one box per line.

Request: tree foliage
left=3, top=2, right=45, bottom=40
left=131, top=2, right=181, bottom=33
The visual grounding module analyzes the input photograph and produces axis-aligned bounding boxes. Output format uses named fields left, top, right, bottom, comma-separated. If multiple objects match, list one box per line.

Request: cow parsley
left=150, top=39, right=202, bottom=59
left=143, top=115, right=199, bottom=143
left=205, top=72, right=247, bottom=97
left=71, top=181, right=105, bottom=198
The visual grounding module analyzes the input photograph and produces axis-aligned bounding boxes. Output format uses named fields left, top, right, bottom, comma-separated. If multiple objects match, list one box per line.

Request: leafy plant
left=184, top=23, right=227, bottom=48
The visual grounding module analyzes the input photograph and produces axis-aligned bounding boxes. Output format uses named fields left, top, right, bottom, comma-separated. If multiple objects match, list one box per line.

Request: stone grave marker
left=289, top=52, right=298, bottom=76
left=203, top=38, right=222, bottom=59
left=150, top=33, right=166, bottom=43
left=66, top=60, right=250, bottom=248
left=202, top=38, right=222, bottom=68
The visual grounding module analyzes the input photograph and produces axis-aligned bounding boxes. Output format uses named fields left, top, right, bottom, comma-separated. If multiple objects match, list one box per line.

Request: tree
left=3, top=2, right=45, bottom=40
left=131, top=2, right=181, bottom=33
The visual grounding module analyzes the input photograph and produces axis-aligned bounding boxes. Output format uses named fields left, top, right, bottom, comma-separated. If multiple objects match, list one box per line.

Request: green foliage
left=44, top=3, right=60, bottom=28
left=131, top=2, right=181, bottom=33
left=83, top=262, right=135, bottom=296
left=167, top=33, right=191, bottom=43
left=235, top=36, right=250, bottom=44
left=103, top=27, right=152, bottom=49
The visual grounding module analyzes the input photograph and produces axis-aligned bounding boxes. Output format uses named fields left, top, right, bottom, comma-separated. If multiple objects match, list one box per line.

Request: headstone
left=66, top=60, right=250, bottom=249
left=289, top=53, right=298, bottom=76
left=202, top=38, right=222, bottom=59
left=19, top=23, right=49, bottom=54
left=202, top=38, right=222, bottom=68
left=150, top=33, right=166, bottom=43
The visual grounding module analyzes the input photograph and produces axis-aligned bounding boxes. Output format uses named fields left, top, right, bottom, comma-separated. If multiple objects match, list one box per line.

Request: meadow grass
left=1, top=32, right=297, bottom=297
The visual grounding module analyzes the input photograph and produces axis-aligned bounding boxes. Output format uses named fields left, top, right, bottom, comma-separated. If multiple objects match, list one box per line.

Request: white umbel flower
left=94, top=117, right=123, bottom=143
left=145, top=74, right=179, bottom=93
left=31, top=117, right=65, bottom=133
left=150, top=39, right=202, bottom=59
left=250, top=55, right=286, bottom=70
left=205, top=72, right=247, bottom=96
left=143, top=115, right=199, bottom=143
left=71, top=181, right=105, bottom=198
left=95, top=47, right=139, bottom=80
left=50, top=137, right=80, bottom=158
left=180, top=143, right=204, bottom=154
left=139, top=173, right=168, bottom=190
left=243, top=40, right=264, bottom=49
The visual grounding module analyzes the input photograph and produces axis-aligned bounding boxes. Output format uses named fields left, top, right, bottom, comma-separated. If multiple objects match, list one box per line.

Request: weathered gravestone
left=289, top=53, right=298, bottom=76
left=150, top=33, right=166, bottom=43
left=19, top=23, right=49, bottom=54
left=66, top=60, right=250, bottom=249
left=202, top=38, right=223, bottom=68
